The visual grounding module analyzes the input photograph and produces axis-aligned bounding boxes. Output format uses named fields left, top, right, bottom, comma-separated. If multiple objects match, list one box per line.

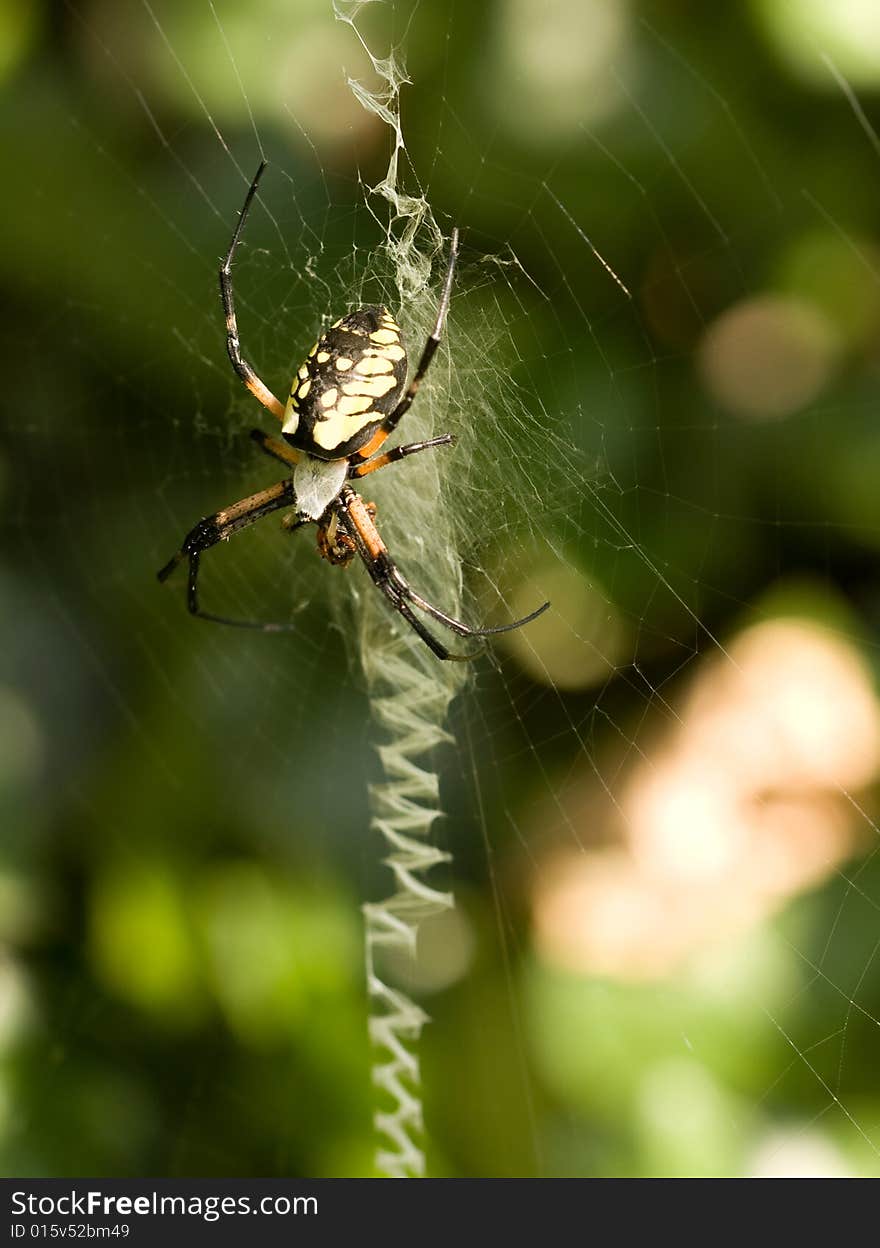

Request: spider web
left=4, top=0, right=880, bottom=1178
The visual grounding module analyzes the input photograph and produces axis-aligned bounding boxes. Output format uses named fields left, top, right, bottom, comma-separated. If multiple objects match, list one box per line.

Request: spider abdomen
left=281, top=306, right=407, bottom=461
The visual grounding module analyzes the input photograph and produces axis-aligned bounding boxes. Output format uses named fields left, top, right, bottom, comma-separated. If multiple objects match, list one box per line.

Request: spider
left=158, top=162, right=549, bottom=661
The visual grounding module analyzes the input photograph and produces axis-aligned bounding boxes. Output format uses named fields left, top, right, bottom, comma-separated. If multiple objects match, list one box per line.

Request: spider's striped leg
left=349, top=433, right=455, bottom=479
left=250, top=428, right=302, bottom=470
left=350, top=229, right=460, bottom=467
left=383, top=228, right=458, bottom=435
left=157, top=479, right=309, bottom=631
left=391, top=597, right=474, bottom=663
left=337, top=486, right=550, bottom=661
left=406, top=586, right=550, bottom=638
left=357, top=550, right=480, bottom=662
left=219, top=161, right=285, bottom=422
left=334, top=490, right=476, bottom=660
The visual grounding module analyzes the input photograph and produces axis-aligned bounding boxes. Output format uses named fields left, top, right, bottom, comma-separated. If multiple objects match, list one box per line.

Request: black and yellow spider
left=158, top=162, right=549, bottom=660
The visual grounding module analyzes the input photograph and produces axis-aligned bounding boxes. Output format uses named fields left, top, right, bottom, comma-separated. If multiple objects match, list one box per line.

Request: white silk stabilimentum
left=334, top=0, right=467, bottom=1178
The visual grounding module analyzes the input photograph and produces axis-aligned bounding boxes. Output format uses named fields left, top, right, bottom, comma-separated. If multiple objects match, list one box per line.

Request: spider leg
left=219, top=161, right=285, bottom=422
left=250, top=428, right=302, bottom=470
left=354, top=542, right=481, bottom=662
left=392, top=597, right=477, bottom=663
left=337, top=487, right=549, bottom=660
left=157, top=478, right=310, bottom=631
left=406, top=586, right=550, bottom=637
left=351, top=228, right=459, bottom=466
left=349, top=433, right=455, bottom=479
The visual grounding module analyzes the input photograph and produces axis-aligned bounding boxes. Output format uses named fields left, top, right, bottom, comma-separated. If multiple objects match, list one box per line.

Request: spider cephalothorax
left=158, top=161, right=548, bottom=660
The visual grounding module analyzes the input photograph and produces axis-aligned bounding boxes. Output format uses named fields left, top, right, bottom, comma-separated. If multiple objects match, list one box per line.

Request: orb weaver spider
left=158, top=162, right=549, bottom=660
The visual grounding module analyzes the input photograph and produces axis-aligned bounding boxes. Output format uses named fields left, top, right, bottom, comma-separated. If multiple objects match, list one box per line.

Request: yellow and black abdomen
left=281, top=306, right=407, bottom=461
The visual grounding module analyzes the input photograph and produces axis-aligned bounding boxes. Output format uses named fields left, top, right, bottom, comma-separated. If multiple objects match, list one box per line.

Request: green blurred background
left=3, top=0, right=880, bottom=1177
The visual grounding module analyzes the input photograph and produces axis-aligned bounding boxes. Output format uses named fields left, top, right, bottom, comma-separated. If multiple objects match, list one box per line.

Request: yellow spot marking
left=297, top=378, right=311, bottom=398
left=335, top=357, right=353, bottom=370
left=343, top=374, right=397, bottom=398
left=314, top=409, right=378, bottom=451
left=282, top=401, right=300, bottom=435
left=370, top=328, right=398, bottom=344
left=317, top=351, right=330, bottom=363
left=308, top=342, right=319, bottom=356
left=298, top=365, right=309, bottom=380
left=331, top=318, right=343, bottom=328
left=337, top=395, right=373, bottom=416
left=383, top=343, right=405, bottom=361
left=320, top=388, right=338, bottom=409
left=355, top=355, right=394, bottom=375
